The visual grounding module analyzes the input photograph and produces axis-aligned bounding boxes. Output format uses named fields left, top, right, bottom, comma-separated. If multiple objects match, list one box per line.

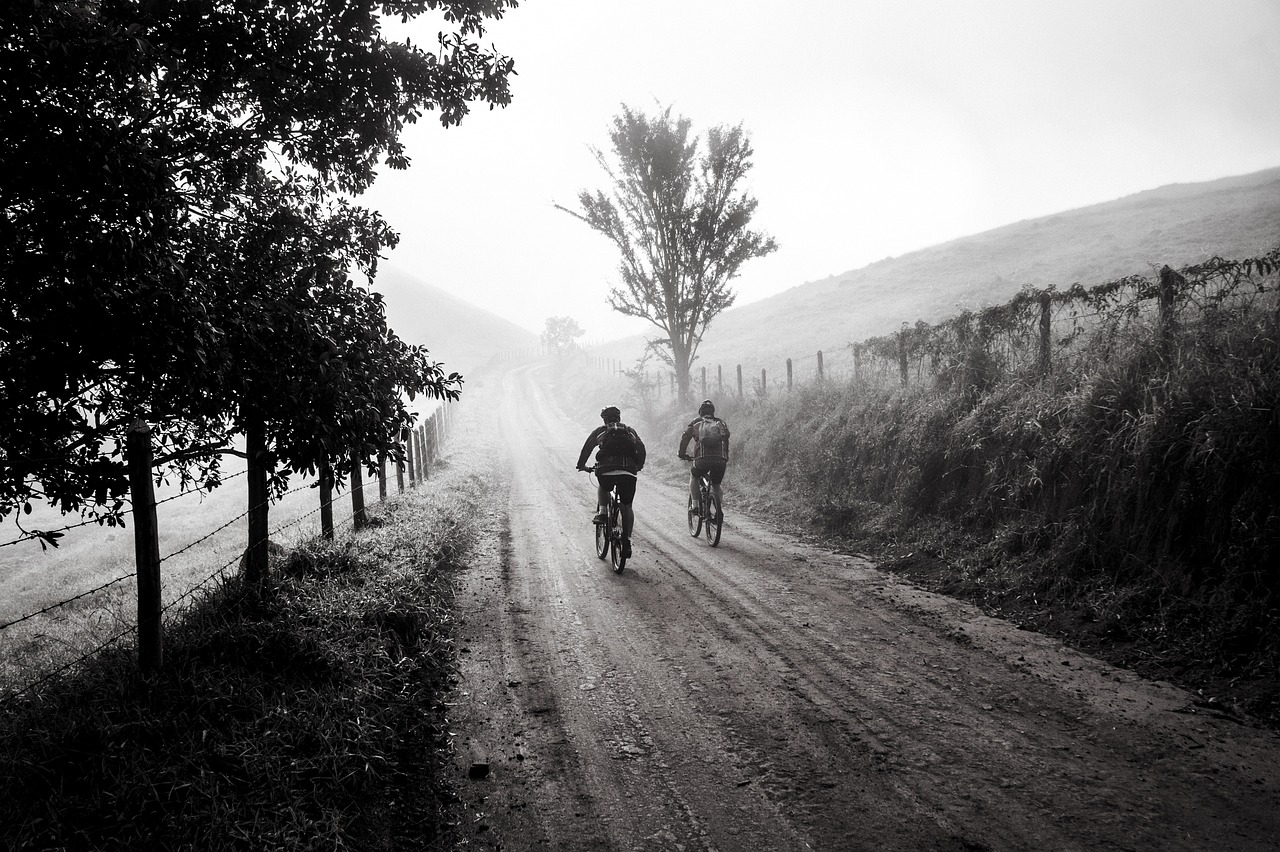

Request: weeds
left=730, top=288, right=1280, bottom=724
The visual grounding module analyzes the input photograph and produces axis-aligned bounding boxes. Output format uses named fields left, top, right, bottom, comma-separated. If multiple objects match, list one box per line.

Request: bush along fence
left=0, top=402, right=455, bottom=693
left=587, top=250, right=1280, bottom=400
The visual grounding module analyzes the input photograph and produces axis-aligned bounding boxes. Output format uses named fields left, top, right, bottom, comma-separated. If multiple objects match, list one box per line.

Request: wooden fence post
left=736, top=364, right=744, bottom=399
left=350, top=449, right=367, bottom=530
left=898, top=329, right=909, bottom=387
left=419, top=424, right=429, bottom=481
left=378, top=452, right=387, bottom=502
left=761, top=368, right=767, bottom=397
left=319, top=461, right=335, bottom=540
left=1039, top=291, right=1052, bottom=376
left=817, top=350, right=824, bottom=382
left=405, top=431, right=416, bottom=488
left=1158, top=265, right=1182, bottom=358
left=701, top=366, right=707, bottom=398
left=126, top=419, right=162, bottom=674
left=786, top=358, right=793, bottom=391
left=717, top=365, right=723, bottom=396
left=396, top=430, right=407, bottom=494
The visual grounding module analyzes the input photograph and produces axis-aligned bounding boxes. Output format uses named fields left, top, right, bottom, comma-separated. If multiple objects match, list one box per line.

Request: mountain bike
left=583, top=466, right=626, bottom=572
left=681, top=457, right=722, bottom=547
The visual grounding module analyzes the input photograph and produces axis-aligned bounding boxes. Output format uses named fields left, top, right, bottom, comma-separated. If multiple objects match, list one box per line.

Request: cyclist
left=576, top=405, right=646, bottom=559
left=677, top=399, right=730, bottom=522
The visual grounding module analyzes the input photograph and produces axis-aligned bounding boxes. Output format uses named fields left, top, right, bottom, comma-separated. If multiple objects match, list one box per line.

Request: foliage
left=540, top=315, right=585, bottom=357
left=558, top=104, right=776, bottom=403
left=0, top=0, right=515, bottom=536
left=727, top=248, right=1280, bottom=717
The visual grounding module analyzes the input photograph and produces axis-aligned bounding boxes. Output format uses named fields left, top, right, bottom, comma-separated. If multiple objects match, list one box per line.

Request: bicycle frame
left=586, top=467, right=626, bottom=572
left=683, top=460, right=722, bottom=547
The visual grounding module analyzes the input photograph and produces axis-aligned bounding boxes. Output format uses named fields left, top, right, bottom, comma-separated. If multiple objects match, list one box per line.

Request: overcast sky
left=360, top=0, right=1280, bottom=343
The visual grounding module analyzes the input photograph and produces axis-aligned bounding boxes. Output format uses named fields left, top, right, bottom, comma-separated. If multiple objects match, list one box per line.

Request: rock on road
left=448, top=361, right=1280, bottom=851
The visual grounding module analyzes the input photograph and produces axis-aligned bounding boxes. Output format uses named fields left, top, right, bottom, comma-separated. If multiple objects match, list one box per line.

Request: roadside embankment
left=0, top=438, right=489, bottom=850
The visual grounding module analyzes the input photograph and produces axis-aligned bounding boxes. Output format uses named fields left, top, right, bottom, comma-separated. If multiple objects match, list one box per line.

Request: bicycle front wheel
left=687, top=494, right=702, bottom=537
left=704, top=494, right=722, bottom=547
left=611, top=532, right=626, bottom=572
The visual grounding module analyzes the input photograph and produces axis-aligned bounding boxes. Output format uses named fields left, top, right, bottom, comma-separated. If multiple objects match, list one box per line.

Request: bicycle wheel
left=687, top=493, right=702, bottom=537
left=704, top=493, right=722, bottom=547
left=594, top=514, right=609, bottom=559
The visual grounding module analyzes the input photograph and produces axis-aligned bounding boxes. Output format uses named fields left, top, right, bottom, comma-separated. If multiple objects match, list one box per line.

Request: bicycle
left=680, top=457, right=722, bottom=547
left=583, top=466, right=626, bottom=572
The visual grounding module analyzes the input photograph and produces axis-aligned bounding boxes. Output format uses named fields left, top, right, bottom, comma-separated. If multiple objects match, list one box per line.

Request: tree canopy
left=0, top=0, right=514, bottom=540
left=558, top=104, right=776, bottom=403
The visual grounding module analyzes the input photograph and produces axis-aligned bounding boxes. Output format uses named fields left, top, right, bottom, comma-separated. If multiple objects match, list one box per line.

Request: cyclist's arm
left=677, top=422, right=696, bottom=457
left=576, top=428, right=602, bottom=469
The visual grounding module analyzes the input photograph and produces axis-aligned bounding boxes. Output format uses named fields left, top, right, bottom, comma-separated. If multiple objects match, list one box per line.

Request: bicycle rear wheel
left=687, top=493, right=702, bottom=537
left=704, top=494, right=722, bottom=547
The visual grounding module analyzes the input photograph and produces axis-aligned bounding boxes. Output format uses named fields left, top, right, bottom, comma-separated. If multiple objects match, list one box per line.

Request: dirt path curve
left=449, top=361, right=1280, bottom=851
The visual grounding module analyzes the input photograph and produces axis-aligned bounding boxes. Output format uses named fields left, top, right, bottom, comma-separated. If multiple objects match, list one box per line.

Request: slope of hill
left=599, top=166, right=1280, bottom=371
left=370, top=264, right=539, bottom=376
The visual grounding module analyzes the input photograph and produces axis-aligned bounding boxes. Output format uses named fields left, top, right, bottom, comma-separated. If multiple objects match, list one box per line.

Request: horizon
left=376, top=162, right=1280, bottom=344
left=361, top=0, right=1280, bottom=343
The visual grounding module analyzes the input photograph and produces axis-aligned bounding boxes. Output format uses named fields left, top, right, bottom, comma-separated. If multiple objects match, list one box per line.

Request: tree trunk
left=244, top=405, right=270, bottom=594
left=672, top=337, right=694, bottom=405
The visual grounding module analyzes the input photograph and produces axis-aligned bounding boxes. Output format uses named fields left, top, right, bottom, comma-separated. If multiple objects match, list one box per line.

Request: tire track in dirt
left=449, top=360, right=1280, bottom=851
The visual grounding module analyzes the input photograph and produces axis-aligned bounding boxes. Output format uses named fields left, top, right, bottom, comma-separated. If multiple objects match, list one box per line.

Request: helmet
left=600, top=405, right=621, bottom=423
left=698, top=399, right=715, bottom=416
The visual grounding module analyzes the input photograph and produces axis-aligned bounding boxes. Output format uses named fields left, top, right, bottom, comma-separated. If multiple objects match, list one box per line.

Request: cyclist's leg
left=613, top=476, right=637, bottom=541
left=707, top=461, right=727, bottom=519
left=688, top=465, right=701, bottom=507
left=595, top=478, right=611, bottom=521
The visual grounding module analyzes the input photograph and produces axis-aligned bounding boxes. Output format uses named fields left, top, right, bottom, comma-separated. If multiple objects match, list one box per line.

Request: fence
left=586, top=251, right=1280, bottom=400
left=0, top=402, right=456, bottom=700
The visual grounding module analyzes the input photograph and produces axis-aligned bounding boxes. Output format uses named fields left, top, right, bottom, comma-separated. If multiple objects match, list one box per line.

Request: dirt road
left=449, top=362, right=1280, bottom=851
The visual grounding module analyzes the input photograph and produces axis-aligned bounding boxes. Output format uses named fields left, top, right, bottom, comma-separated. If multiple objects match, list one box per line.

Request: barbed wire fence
left=0, top=401, right=457, bottom=704
left=583, top=250, right=1280, bottom=401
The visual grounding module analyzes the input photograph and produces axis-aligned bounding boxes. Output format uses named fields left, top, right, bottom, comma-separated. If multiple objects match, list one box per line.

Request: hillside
left=370, top=264, right=539, bottom=376
left=598, top=166, right=1280, bottom=372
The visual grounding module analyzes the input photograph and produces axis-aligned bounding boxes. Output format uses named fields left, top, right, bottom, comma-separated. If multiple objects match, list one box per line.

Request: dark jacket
left=679, top=415, right=730, bottom=461
left=577, top=422, right=646, bottom=474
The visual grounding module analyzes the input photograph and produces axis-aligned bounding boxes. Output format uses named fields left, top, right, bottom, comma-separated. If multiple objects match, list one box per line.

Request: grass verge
left=0, top=473, right=484, bottom=850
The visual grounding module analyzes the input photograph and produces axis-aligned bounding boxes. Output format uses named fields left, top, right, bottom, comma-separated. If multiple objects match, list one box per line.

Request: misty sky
left=361, top=0, right=1280, bottom=343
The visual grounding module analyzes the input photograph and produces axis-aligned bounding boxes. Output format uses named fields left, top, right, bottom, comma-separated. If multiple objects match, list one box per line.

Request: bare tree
left=558, top=105, right=776, bottom=403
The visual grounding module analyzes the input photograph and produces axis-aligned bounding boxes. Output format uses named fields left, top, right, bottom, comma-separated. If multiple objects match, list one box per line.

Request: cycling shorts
left=691, top=457, right=726, bottom=484
left=598, top=471, right=637, bottom=504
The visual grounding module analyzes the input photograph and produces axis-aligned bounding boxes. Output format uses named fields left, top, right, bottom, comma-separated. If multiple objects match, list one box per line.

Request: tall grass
left=727, top=295, right=1280, bottom=716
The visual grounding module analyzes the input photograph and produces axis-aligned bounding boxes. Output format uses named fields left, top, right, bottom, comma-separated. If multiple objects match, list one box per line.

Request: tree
left=541, top=316, right=585, bottom=357
left=0, top=0, right=514, bottom=536
left=557, top=104, right=776, bottom=403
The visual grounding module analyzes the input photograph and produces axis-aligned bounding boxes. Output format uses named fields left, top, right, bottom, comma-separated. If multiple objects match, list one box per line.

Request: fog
left=361, top=0, right=1280, bottom=342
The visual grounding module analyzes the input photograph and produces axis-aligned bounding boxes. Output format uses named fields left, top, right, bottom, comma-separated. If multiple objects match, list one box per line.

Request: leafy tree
left=0, top=0, right=515, bottom=538
left=184, top=170, right=460, bottom=586
left=541, top=315, right=585, bottom=357
left=558, top=104, right=776, bottom=403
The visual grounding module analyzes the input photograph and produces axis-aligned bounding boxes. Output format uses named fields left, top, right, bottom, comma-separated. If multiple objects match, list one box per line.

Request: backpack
left=597, top=421, right=638, bottom=458
left=697, top=416, right=727, bottom=455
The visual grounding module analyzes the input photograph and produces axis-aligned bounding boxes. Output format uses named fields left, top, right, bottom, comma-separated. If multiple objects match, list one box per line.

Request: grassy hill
left=597, top=166, right=1280, bottom=372
left=371, top=264, right=539, bottom=377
